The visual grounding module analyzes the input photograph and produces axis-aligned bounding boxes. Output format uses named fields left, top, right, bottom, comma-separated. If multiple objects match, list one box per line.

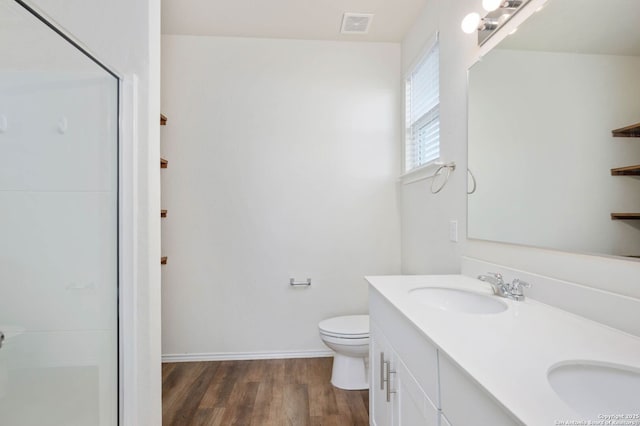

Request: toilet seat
left=318, top=315, right=369, bottom=339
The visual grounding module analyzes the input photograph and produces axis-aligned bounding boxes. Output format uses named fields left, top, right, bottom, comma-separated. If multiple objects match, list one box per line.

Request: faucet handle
left=512, top=278, right=531, bottom=288
left=509, top=279, right=531, bottom=298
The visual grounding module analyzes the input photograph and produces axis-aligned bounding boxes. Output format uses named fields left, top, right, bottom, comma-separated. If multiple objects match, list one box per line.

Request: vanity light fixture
left=461, top=0, right=530, bottom=45
left=482, top=0, right=523, bottom=12
left=461, top=12, right=481, bottom=34
left=462, top=13, right=501, bottom=34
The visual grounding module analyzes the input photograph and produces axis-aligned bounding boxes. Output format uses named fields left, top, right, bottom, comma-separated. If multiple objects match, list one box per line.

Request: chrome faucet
left=477, top=272, right=508, bottom=296
left=477, top=272, right=531, bottom=301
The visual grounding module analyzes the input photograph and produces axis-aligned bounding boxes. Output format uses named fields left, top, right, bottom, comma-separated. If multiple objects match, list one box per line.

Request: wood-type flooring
left=162, top=357, right=369, bottom=426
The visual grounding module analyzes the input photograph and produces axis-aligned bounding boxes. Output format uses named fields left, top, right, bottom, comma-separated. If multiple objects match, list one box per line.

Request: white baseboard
left=162, top=349, right=334, bottom=363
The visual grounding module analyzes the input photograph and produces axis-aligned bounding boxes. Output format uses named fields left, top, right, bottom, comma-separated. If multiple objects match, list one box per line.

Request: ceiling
left=499, top=0, right=640, bottom=56
left=161, top=0, right=427, bottom=42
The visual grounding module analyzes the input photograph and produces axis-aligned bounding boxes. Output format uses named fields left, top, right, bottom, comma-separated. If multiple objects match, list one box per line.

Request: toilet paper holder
left=290, top=278, right=312, bottom=287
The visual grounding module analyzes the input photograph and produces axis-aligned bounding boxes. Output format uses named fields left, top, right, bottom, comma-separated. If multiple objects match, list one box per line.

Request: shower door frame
left=12, top=0, right=127, bottom=424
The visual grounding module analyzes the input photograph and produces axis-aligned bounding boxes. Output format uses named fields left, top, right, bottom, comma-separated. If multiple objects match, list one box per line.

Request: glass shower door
left=0, top=1, right=119, bottom=424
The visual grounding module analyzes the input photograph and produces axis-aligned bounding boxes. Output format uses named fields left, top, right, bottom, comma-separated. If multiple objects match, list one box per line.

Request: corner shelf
left=612, top=122, right=640, bottom=137
left=611, top=213, right=640, bottom=220
left=160, top=114, right=167, bottom=126
left=611, top=165, right=640, bottom=176
left=161, top=256, right=167, bottom=265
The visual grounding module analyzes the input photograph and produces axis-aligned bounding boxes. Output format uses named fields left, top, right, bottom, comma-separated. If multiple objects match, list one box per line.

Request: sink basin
left=408, top=287, right=507, bottom=314
left=548, top=362, right=640, bottom=419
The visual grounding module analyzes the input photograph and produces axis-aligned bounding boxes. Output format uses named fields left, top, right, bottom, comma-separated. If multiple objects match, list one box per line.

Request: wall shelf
left=161, top=114, right=168, bottom=267
left=611, top=213, right=640, bottom=220
left=612, top=122, right=640, bottom=137
left=611, top=123, right=639, bottom=222
left=611, top=165, right=640, bottom=176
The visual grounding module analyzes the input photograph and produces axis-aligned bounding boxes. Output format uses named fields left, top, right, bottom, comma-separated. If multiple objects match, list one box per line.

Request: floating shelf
left=160, top=114, right=167, bottom=126
left=161, top=256, right=167, bottom=265
left=161, top=209, right=167, bottom=218
left=161, top=158, right=168, bottom=169
left=611, top=213, right=640, bottom=220
left=612, top=122, right=640, bottom=137
left=611, top=165, right=640, bottom=176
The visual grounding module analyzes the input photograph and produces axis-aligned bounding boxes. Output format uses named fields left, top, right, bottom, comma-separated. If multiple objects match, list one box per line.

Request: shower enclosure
left=0, top=0, right=119, bottom=424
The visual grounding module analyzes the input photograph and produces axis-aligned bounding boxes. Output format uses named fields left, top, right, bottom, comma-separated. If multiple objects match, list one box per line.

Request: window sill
left=399, top=161, right=442, bottom=185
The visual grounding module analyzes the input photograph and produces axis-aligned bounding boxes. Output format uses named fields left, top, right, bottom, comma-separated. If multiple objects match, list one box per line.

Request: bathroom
left=1, top=0, right=639, bottom=424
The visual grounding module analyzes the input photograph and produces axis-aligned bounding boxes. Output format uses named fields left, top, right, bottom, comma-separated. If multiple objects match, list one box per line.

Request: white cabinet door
left=396, top=358, right=439, bottom=426
left=371, top=318, right=439, bottom=426
left=370, top=287, right=440, bottom=406
left=370, top=320, right=394, bottom=426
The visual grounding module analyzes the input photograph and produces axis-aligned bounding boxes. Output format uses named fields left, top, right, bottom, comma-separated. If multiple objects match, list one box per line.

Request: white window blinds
left=405, top=37, right=440, bottom=172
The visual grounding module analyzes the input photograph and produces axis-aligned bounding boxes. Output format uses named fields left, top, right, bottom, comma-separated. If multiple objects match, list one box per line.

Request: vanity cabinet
left=439, top=353, right=520, bottom=426
left=369, top=287, right=521, bottom=426
left=396, top=355, right=439, bottom=426
left=370, top=322, right=393, bottom=426
left=370, top=290, right=440, bottom=426
left=370, top=320, right=438, bottom=426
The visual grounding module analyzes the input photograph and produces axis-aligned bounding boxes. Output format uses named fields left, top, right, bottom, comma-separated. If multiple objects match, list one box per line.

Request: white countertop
left=366, top=274, right=640, bottom=425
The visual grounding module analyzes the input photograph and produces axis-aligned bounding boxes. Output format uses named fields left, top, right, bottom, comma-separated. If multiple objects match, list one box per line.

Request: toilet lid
left=319, top=315, right=369, bottom=338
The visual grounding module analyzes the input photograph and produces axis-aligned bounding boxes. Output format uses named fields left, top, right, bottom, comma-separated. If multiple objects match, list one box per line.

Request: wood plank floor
left=162, top=357, right=369, bottom=426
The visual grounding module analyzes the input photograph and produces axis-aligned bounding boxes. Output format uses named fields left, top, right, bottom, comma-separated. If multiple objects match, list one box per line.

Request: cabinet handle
left=379, top=352, right=385, bottom=390
left=384, top=360, right=396, bottom=402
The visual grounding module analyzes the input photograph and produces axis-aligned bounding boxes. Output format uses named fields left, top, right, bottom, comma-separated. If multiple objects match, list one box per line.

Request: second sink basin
left=548, top=362, right=640, bottom=419
left=409, top=287, right=507, bottom=314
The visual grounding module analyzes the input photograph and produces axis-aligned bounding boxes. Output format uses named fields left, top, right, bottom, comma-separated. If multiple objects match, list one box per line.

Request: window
left=404, top=36, right=440, bottom=173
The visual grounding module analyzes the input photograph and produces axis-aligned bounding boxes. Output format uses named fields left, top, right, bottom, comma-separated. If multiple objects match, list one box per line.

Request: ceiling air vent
left=341, top=13, right=374, bottom=34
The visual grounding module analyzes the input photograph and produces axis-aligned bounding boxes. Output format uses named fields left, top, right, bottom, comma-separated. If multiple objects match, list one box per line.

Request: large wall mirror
left=468, top=0, right=640, bottom=258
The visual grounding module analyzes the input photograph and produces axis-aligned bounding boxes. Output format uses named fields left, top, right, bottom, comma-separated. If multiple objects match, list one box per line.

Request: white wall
left=400, top=0, right=472, bottom=274
left=24, top=0, right=162, bottom=424
left=160, top=35, right=401, bottom=358
left=469, top=50, right=640, bottom=256
left=401, top=0, right=640, bottom=307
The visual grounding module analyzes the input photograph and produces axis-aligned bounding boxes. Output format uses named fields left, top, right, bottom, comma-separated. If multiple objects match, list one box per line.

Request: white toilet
left=318, top=314, right=369, bottom=390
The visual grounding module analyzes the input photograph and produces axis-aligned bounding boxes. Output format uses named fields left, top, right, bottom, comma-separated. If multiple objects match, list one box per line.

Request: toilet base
left=330, top=353, right=369, bottom=390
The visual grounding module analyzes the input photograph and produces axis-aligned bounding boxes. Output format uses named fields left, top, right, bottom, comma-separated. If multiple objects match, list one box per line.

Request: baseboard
left=162, top=349, right=334, bottom=363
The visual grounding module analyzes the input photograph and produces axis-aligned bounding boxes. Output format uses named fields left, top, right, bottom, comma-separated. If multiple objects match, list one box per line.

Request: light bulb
left=482, top=0, right=502, bottom=12
left=461, top=12, right=481, bottom=34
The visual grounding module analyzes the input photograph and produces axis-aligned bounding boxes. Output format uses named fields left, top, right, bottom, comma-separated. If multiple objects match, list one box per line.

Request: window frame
left=402, top=32, right=441, bottom=180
